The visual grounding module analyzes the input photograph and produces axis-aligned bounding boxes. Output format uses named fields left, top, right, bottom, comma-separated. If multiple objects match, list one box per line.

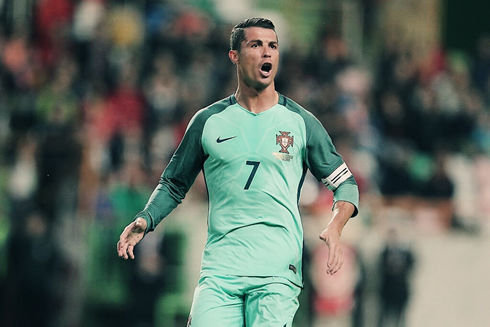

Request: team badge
left=276, top=131, right=294, bottom=154
left=273, top=131, right=294, bottom=162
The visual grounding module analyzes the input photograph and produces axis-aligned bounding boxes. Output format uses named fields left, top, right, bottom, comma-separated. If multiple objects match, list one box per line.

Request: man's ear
left=229, top=50, right=239, bottom=65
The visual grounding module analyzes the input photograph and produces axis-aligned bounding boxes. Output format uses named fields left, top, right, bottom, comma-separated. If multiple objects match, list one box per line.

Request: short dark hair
left=230, top=18, right=276, bottom=52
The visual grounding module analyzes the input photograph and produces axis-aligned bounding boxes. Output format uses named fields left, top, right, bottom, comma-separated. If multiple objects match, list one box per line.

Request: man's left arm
left=300, top=109, right=359, bottom=274
left=320, top=175, right=359, bottom=275
left=319, top=200, right=356, bottom=275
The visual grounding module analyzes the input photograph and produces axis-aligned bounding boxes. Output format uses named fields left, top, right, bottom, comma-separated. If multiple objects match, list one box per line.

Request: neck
left=234, top=83, right=278, bottom=114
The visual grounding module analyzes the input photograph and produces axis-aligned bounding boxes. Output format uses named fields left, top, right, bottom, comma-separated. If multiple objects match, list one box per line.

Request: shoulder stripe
left=190, top=95, right=234, bottom=128
left=279, top=93, right=288, bottom=106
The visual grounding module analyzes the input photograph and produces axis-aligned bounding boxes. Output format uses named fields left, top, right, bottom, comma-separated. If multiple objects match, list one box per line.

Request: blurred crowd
left=0, top=0, right=489, bottom=326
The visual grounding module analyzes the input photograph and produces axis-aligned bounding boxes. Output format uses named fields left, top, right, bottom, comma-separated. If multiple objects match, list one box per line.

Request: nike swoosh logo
left=216, top=136, right=237, bottom=143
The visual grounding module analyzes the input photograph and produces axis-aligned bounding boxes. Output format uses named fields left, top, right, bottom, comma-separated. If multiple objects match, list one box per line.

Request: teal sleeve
left=332, top=177, right=359, bottom=217
left=135, top=111, right=207, bottom=233
left=298, top=108, right=344, bottom=181
left=134, top=97, right=231, bottom=233
left=286, top=98, right=359, bottom=218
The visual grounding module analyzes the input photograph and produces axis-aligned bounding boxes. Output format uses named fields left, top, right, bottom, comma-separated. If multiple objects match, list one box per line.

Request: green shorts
left=188, top=275, right=301, bottom=327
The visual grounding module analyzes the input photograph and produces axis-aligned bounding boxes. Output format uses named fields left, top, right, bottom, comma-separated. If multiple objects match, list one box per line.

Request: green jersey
left=137, top=94, right=359, bottom=286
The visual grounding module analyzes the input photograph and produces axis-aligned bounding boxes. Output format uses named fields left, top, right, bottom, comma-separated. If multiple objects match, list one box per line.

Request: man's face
left=230, top=27, right=279, bottom=91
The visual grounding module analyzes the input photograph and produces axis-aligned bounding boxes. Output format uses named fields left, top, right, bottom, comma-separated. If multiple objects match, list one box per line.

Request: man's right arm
left=136, top=112, right=208, bottom=233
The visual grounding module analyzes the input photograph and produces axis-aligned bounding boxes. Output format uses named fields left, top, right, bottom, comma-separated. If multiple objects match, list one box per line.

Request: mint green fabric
left=138, top=94, right=359, bottom=287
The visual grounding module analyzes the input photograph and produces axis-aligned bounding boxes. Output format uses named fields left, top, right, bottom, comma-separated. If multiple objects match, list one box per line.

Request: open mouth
left=260, top=63, right=272, bottom=74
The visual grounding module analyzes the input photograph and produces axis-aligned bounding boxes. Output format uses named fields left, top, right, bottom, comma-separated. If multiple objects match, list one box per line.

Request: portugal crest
left=276, top=131, right=294, bottom=154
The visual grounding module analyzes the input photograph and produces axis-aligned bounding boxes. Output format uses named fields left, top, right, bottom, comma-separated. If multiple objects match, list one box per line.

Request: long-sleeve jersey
left=136, top=93, right=359, bottom=286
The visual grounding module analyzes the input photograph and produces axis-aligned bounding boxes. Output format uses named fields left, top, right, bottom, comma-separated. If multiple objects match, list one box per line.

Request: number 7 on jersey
left=244, top=161, right=260, bottom=190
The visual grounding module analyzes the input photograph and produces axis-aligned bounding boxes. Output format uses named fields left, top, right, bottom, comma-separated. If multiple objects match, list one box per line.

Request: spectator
left=378, top=227, right=416, bottom=327
left=4, top=211, right=63, bottom=327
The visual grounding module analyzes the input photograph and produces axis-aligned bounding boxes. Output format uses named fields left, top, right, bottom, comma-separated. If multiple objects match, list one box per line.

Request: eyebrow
left=246, top=39, right=278, bottom=46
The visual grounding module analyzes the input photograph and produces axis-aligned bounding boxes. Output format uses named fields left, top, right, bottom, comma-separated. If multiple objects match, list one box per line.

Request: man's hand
left=117, top=217, right=148, bottom=259
left=319, top=227, right=343, bottom=275
left=319, top=201, right=355, bottom=275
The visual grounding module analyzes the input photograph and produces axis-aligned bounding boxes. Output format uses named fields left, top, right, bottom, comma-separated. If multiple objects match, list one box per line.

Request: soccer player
left=117, top=17, right=359, bottom=326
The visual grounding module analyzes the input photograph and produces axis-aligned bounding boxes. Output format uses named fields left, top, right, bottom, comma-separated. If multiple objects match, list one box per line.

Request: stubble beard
left=242, top=73, right=273, bottom=94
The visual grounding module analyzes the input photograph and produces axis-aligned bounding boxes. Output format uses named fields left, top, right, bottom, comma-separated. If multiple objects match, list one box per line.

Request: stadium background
left=0, top=0, right=489, bottom=326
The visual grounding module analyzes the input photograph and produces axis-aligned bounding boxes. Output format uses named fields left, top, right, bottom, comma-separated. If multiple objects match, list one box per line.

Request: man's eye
left=251, top=44, right=258, bottom=48
left=270, top=44, right=277, bottom=49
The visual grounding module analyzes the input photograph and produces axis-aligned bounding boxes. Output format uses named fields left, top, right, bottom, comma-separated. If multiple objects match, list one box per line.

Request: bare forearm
left=326, top=201, right=355, bottom=235
left=319, top=200, right=355, bottom=274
